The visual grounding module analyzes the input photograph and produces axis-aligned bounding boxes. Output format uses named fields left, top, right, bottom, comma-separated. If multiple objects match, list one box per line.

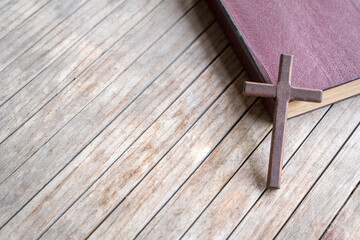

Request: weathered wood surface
left=0, top=0, right=87, bottom=72
left=0, top=21, right=228, bottom=239
left=0, top=1, right=359, bottom=239
left=0, top=0, right=161, bottom=142
left=178, top=105, right=329, bottom=239
left=228, top=96, right=360, bottom=240
left=138, top=101, right=328, bottom=240
left=0, top=0, right=14, bottom=10
left=276, top=123, right=360, bottom=239
left=0, top=0, right=50, bottom=40
left=0, top=0, right=198, bottom=182
left=45, top=52, right=246, bottom=239
left=0, top=0, right=205, bottom=226
left=136, top=99, right=272, bottom=239
left=322, top=182, right=360, bottom=240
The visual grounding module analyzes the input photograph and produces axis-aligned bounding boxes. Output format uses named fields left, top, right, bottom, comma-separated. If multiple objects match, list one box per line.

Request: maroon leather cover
left=206, top=0, right=360, bottom=115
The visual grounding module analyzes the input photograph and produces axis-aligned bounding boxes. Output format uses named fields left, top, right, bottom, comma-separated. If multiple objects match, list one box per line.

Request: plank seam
left=0, top=0, right=201, bottom=229
left=0, top=0, right=186, bottom=185
left=0, top=0, right=163, bottom=143
left=224, top=104, right=333, bottom=240
left=0, top=0, right=165, bottom=146
left=0, top=0, right=18, bottom=11
left=31, top=8, right=218, bottom=239
left=40, top=42, right=227, bottom=239
left=85, top=57, right=243, bottom=240
left=171, top=96, right=259, bottom=240
left=273, top=122, right=360, bottom=240
left=0, top=0, right=156, bottom=109
left=177, top=120, right=271, bottom=240
left=0, top=0, right=53, bottom=42
left=0, top=0, right=91, bottom=74
left=0, top=0, right=122, bottom=108
left=319, top=180, right=360, bottom=240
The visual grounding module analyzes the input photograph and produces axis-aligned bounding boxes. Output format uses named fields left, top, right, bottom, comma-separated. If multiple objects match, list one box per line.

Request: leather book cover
left=206, top=0, right=360, bottom=118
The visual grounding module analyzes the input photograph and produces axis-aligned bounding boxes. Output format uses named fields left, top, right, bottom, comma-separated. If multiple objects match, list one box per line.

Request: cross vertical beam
left=243, top=54, right=322, bottom=189
left=267, top=55, right=292, bottom=188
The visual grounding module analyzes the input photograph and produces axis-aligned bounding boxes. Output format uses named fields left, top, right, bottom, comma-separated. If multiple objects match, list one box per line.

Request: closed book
left=206, top=0, right=360, bottom=118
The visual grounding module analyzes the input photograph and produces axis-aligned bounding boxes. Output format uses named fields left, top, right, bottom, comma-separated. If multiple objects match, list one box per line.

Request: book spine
left=206, top=0, right=275, bottom=118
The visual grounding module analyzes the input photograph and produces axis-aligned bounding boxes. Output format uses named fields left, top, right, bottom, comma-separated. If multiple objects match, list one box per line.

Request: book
left=206, top=0, right=360, bottom=118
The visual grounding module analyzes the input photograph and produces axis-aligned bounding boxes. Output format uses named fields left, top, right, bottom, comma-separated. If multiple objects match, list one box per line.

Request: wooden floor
left=0, top=0, right=359, bottom=239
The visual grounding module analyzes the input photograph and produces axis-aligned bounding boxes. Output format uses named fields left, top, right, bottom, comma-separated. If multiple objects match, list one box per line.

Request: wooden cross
left=243, top=54, right=322, bottom=189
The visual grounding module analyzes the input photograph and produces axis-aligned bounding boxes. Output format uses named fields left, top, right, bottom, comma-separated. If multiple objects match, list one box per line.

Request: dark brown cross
left=243, top=54, right=322, bottom=189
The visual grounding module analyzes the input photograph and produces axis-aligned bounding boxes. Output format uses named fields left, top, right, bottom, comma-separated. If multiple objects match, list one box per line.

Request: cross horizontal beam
left=291, top=87, right=322, bottom=102
left=244, top=82, right=277, bottom=98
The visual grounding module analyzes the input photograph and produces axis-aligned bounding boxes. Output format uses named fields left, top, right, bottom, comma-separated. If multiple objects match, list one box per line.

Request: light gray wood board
left=99, top=99, right=271, bottom=239
left=0, top=22, right=229, bottom=239
left=0, top=0, right=15, bottom=10
left=0, top=0, right=50, bottom=39
left=276, top=123, right=360, bottom=239
left=0, top=0, right=129, bottom=106
left=137, top=100, right=329, bottom=239
left=43, top=62, right=249, bottom=239
left=322, top=182, right=360, bottom=240
left=0, top=0, right=199, bottom=183
left=0, top=0, right=162, bottom=143
left=227, top=96, right=360, bottom=240
left=181, top=96, right=359, bottom=239
left=0, top=0, right=211, bottom=230
left=0, top=0, right=87, bottom=72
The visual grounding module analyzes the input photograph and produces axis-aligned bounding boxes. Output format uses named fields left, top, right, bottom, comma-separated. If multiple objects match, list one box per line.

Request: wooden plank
left=136, top=100, right=271, bottom=239
left=0, top=25, right=230, bottom=239
left=143, top=106, right=326, bottom=239
left=276, top=124, right=360, bottom=239
left=0, top=0, right=161, bottom=143
left=0, top=0, right=209, bottom=229
left=0, top=0, right=131, bottom=108
left=181, top=100, right=359, bottom=239
left=322, top=183, right=360, bottom=240
left=0, top=0, right=13, bottom=10
left=43, top=59, right=248, bottom=240
left=136, top=100, right=328, bottom=239
left=0, top=0, right=87, bottom=72
left=0, top=0, right=50, bottom=39
left=226, top=96, right=360, bottom=240
left=0, top=0, right=198, bottom=182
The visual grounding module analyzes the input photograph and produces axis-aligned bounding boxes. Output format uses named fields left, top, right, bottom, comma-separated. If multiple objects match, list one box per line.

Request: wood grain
left=0, top=0, right=161, bottom=143
left=276, top=124, right=360, bottom=239
left=0, top=0, right=50, bottom=40
left=0, top=0, right=198, bottom=182
left=0, top=22, right=228, bottom=239
left=0, top=0, right=14, bottom=10
left=0, top=0, right=137, bottom=107
left=0, top=0, right=87, bottom=72
left=322, top=183, right=360, bottom=240
left=0, top=0, right=134, bottom=115
left=0, top=0, right=210, bottom=230
left=228, top=96, right=360, bottom=240
left=136, top=100, right=272, bottom=240
left=42, top=51, right=246, bottom=240
left=0, top=1, right=358, bottom=238
left=181, top=105, right=329, bottom=239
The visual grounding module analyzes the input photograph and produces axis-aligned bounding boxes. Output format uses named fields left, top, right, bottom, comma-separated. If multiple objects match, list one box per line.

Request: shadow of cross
left=243, top=54, right=323, bottom=189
